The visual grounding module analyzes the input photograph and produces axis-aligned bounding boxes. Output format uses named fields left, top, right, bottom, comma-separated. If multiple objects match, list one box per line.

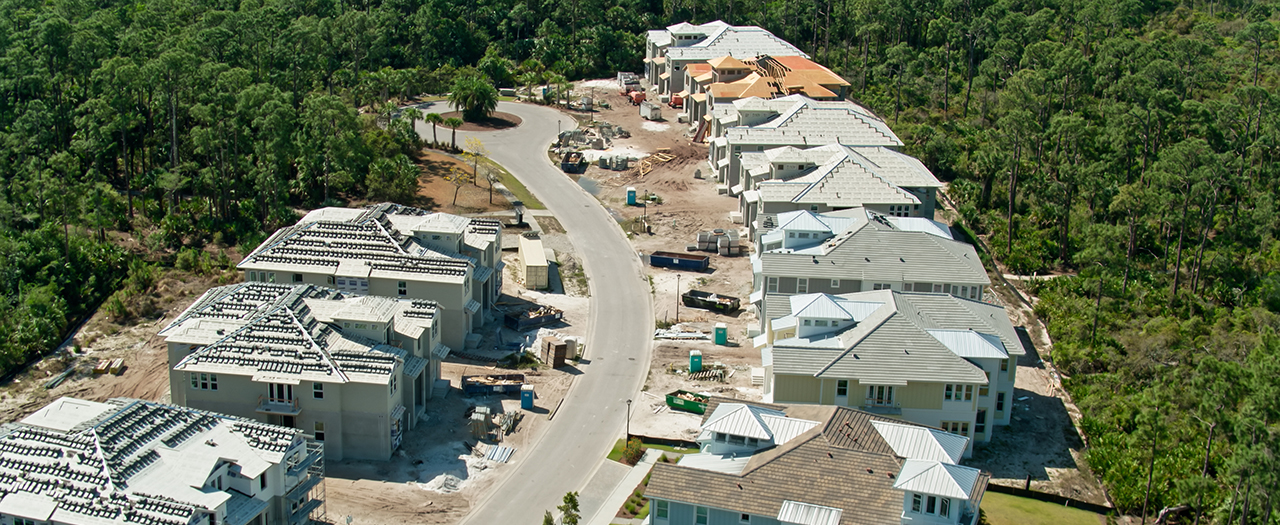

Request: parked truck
left=647, top=251, right=710, bottom=271
left=463, top=374, right=526, bottom=396
left=681, top=290, right=741, bottom=313
left=668, top=93, right=684, bottom=109
left=629, top=91, right=647, bottom=105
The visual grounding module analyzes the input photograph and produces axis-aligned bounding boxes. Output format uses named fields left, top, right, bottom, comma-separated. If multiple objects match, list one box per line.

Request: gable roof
left=707, top=55, right=749, bottom=69
left=870, top=420, right=968, bottom=464
left=755, top=145, right=941, bottom=209
left=665, top=25, right=807, bottom=62
left=725, top=95, right=901, bottom=148
left=698, top=403, right=821, bottom=444
left=893, top=459, right=984, bottom=499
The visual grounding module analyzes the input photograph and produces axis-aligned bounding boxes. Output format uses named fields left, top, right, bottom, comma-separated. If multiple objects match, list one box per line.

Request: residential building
left=756, top=290, right=1025, bottom=455
left=750, top=208, right=989, bottom=325
left=644, top=21, right=807, bottom=96
left=0, top=396, right=325, bottom=525
left=680, top=55, right=850, bottom=132
left=160, top=282, right=447, bottom=461
left=738, top=145, right=943, bottom=234
left=706, top=95, right=904, bottom=194
left=237, top=203, right=502, bottom=350
left=646, top=401, right=989, bottom=525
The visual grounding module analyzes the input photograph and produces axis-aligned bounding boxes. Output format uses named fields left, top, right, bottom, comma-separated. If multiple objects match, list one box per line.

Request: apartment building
left=706, top=95, right=904, bottom=193
left=160, top=282, right=447, bottom=461
left=0, top=396, right=325, bottom=525
left=238, top=203, right=501, bottom=350
left=757, top=290, right=1025, bottom=455
left=647, top=401, right=988, bottom=525
left=738, top=144, right=943, bottom=234
left=750, top=208, right=989, bottom=326
left=680, top=55, right=850, bottom=129
left=644, top=21, right=807, bottom=96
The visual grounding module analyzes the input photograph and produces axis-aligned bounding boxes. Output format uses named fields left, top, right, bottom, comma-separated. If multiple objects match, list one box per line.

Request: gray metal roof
left=771, top=291, right=1024, bottom=385
left=725, top=96, right=902, bottom=147
left=665, top=25, right=807, bottom=62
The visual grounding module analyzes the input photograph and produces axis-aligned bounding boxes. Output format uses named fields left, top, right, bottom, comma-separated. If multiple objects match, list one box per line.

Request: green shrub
left=623, top=438, right=645, bottom=465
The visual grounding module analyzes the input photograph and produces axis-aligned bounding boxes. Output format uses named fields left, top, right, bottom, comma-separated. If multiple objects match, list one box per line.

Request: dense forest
left=0, top=0, right=1277, bottom=519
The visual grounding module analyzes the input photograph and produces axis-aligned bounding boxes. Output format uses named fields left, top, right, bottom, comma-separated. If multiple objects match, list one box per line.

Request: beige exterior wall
left=896, top=382, right=944, bottom=411
left=773, top=374, right=820, bottom=403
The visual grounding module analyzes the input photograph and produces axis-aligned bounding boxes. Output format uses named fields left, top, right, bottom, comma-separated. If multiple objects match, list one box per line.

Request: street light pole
left=626, top=399, right=632, bottom=440
left=675, top=275, right=680, bottom=323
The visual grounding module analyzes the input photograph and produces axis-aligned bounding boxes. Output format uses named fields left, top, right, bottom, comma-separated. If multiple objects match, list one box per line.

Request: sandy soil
left=415, top=150, right=513, bottom=215
left=629, top=340, right=764, bottom=441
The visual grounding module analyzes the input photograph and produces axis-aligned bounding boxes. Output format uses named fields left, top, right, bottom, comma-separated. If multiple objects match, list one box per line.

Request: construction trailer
left=640, top=101, right=662, bottom=120
left=519, top=234, right=549, bottom=290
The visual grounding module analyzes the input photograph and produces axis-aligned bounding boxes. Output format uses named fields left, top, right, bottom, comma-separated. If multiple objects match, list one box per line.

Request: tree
left=558, top=492, right=581, bottom=525
left=542, top=511, right=555, bottom=525
left=444, top=117, right=465, bottom=150
left=425, top=112, right=443, bottom=146
left=445, top=166, right=473, bottom=205
left=448, top=75, right=499, bottom=121
left=366, top=155, right=420, bottom=204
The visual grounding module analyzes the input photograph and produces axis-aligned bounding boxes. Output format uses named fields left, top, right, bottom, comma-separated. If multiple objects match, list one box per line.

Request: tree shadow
left=968, top=388, right=1086, bottom=482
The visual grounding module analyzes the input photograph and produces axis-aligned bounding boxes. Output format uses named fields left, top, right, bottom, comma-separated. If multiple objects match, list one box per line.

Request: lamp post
left=675, top=274, right=680, bottom=323
left=626, top=399, right=632, bottom=440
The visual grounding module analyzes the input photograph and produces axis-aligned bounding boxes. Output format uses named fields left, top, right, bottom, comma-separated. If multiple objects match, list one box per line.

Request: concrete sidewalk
left=585, top=449, right=664, bottom=525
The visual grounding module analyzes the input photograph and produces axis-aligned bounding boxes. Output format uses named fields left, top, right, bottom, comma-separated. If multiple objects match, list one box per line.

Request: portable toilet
left=714, top=323, right=728, bottom=345
left=690, top=350, right=703, bottom=372
left=627, top=187, right=637, bottom=206
left=521, top=385, right=536, bottom=410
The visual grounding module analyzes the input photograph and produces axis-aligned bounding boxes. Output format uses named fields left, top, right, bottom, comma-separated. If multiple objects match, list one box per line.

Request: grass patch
left=606, top=439, right=692, bottom=463
left=980, top=492, right=1106, bottom=525
left=481, top=157, right=545, bottom=209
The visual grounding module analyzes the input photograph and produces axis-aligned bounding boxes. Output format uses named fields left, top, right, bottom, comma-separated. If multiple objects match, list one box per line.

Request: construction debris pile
left=654, top=324, right=710, bottom=340
left=637, top=148, right=677, bottom=176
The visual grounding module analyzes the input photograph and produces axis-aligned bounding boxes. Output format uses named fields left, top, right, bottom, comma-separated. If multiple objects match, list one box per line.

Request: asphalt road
left=414, top=102, right=656, bottom=524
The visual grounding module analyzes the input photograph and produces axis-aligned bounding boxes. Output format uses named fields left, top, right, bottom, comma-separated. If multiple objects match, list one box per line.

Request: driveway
left=415, top=102, right=656, bottom=523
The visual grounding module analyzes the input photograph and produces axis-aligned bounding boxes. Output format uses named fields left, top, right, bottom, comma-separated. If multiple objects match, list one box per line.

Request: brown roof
left=647, top=431, right=905, bottom=525
left=649, top=402, right=966, bottom=524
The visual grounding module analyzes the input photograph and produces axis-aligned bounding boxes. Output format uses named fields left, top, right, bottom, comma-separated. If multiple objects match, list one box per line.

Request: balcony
left=284, top=472, right=322, bottom=503
left=861, top=403, right=902, bottom=416
left=288, top=498, right=324, bottom=525
left=256, top=396, right=301, bottom=416
left=286, top=449, right=319, bottom=478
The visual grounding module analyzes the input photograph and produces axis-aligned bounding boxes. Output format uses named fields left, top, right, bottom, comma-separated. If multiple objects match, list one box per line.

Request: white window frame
left=313, top=383, right=324, bottom=399
left=797, top=278, right=808, bottom=294
left=766, top=277, right=778, bottom=293
left=831, top=279, right=840, bottom=288
left=836, top=379, right=849, bottom=398
left=866, top=385, right=894, bottom=406
left=248, top=271, right=257, bottom=282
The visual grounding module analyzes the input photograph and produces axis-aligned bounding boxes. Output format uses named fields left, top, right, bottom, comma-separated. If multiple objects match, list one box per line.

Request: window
left=432, top=235, right=441, bottom=240
left=997, top=392, right=1006, bottom=411
left=912, top=494, right=922, bottom=512
left=355, top=323, right=368, bottom=330
left=741, top=513, right=751, bottom=523
left=944, top=384, right=953, bottom=400
left=932, top=284, right=943, bottom=293
left=696, top=507, right=709, bottom=525
left=259, top=473, right=267, bottom=490
left=810, top=205, right=819, bottom=211
left=766, top=277, right=778, bottom=293
left=797, top=278, right=808, bottom=293
left=976, top=410, right=987, bottom=434
left=803, top=319, right=811, bottom=326
left=16, top=519, right=36, bottom=525
left=193, top=373, right=218, bottom=391
left=390, top=376, right=398, bottom=396
left=313, top=383, right=324, bottom=399
left=292, top=273, right=303, bottom=283
left=903, top=283, right=913, bottom=291
left=728, top=434, right=745, bottom=446
left=831, top=279, right=840, bottom=288
left=733, top=145, right=742, bottom=152
left=940, top=498, right=951, bottom=518
left=942, top=422, right=970, bottom=436
left=326, top=275, right=335, bottom=285
left=959, top=285, right=969, bottom=297
left=798, top=232, right=810, bottom=239
left=398, top=281, right=407, bottom=296
left=962, top=385, right=973, bottom=401
left=269, top=383, right=293, bottom=401
left=787, top=232, right=795, bottom=238
left=867, top=385, right=894, bottom=406
left=872, top=283, right=891, bottom=290
left=1001, top=358, right=1010, bottom=372
left=715, top=432, right=727, bottom=443
left=926, top=496, right=937, bottom=514
left=267, top=272, right=276, bottom=283
left=655, top=500, right=669, bottom=520
left=836, top=380, right=848, bottom=397
left=945, top=384, right=972, bottom=401
left=980, top=372, right=990, bottom=397
left=812, top=319, right=827, bottom=327
left=970, top=286, right=979, bottom=299
left=249, top=271, right=257, bottom=281
left=314, top=422, right=326, bottom=442
left=432, top=323, right=438, bottom=338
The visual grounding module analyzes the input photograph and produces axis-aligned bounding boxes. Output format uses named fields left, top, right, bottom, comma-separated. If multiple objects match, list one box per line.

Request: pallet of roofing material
left=462, top=374, right=527, bottom=396
left=681, top=290, right=741, bottom=313
left=93, top=359, right=110, bottom=375
left=665, top=390, right=710, bottom=414
left=503, top=305, right=565, bottom=330
left=654, top=327, right=710, bottom=340
left=647, top=251, right=710, bottom=271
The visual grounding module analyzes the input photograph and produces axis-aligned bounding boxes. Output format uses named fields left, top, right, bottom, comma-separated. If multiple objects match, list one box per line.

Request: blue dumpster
left=520, top=385, right=535, bottom=410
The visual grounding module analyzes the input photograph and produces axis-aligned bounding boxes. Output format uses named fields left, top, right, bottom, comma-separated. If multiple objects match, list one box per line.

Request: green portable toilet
left=627, top=187, right=637, bottom=206
left=689, top=350, right=703, bottom=372
left=714, top=323, right=728, bottom=345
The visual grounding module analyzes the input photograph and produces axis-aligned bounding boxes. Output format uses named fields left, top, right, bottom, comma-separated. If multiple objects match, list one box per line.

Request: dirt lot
left=630, top=340, right=766, bottom=441
left=415, top=150, right=513, bottom=215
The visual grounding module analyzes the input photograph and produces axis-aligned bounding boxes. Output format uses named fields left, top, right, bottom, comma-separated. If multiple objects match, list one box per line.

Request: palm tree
left=444, top=117, right=464, bottom=150
left=425, top=112, right=443, bottom=146
left=448, top=76, right=499, bottom=121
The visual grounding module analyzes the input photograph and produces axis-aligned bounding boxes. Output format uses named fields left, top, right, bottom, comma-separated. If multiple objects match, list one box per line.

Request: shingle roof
left=725, top=95, right=901, bottom=147
left=665, top=25, right=807, bottom=61
left=753, top=145, right=941, bottom=208
left=648, top=404, right=983, bottom=525
left=770, top=291, right=1023, bottom=385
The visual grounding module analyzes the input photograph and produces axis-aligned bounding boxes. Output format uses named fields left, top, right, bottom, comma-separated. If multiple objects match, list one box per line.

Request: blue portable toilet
left=520, top=384, right=535, bottom=410
left=627, top=187, right=637, bottom=206
left=714, top=323, right=728, bottom=345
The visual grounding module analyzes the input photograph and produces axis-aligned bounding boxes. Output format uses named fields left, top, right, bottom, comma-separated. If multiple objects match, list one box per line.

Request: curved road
left=415, top=102, right=655, bottom=523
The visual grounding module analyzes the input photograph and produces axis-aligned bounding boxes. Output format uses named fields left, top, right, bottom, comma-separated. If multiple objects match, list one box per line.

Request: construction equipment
left=669, top=93, right=684, bottom=109
left=629, top=91, right=647, bottom=105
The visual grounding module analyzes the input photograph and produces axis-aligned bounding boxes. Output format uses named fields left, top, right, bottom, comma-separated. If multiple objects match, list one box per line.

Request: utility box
left=521, top=385, right=536, bottom=410
left=627, top=187, right=637, bottom=206
left=542, top=337, right=567, bottom=368
left=690, top=350, right=703, bottom=372
left=639, top=101, right=662, bottom=121
left=519, top=234, right=549, bottom=290
left=714, top=323, right=728, bottom=345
